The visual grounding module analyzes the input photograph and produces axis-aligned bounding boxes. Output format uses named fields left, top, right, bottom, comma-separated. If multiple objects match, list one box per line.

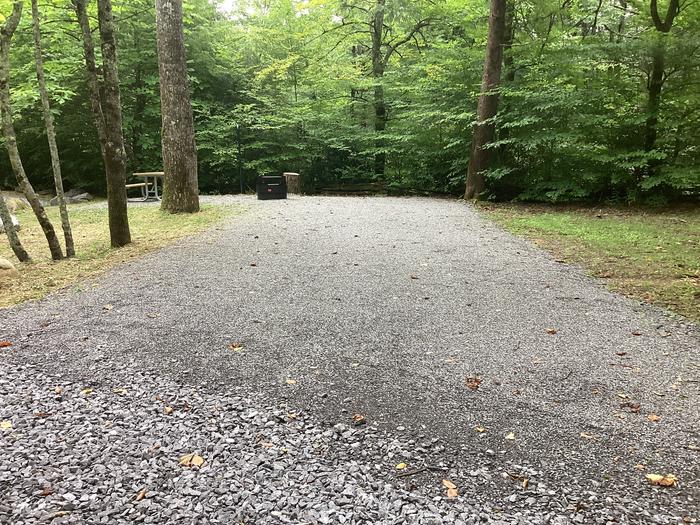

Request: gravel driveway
left=1, top=195, right=698, bottom=524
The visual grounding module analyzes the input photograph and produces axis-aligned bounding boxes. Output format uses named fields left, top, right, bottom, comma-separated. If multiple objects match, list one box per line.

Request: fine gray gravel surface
left=1, top=195, right=699, bottom=524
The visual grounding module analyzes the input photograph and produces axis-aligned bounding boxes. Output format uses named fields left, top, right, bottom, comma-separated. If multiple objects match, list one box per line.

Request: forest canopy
left=1, top=0, right=698, bottom=203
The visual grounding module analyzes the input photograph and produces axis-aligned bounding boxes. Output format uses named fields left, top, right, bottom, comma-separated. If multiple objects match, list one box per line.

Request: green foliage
left=0, top=0, right=698, bottom=202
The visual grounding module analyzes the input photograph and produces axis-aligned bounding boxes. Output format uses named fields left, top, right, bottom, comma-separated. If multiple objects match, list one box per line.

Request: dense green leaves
left=0, top=0, right=698, bottom=202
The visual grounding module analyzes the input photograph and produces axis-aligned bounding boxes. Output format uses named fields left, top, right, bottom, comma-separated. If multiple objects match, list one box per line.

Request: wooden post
left=283, top=172, right=301, bottom=194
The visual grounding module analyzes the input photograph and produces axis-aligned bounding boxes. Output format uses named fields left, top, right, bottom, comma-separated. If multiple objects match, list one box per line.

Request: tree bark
left=465, top=0, right=507, bottom=199
left=31, top=0, right=75, bottom=257
left=0, top=191, right=30, bottom=262
left=371, top=0, right=387, bottom=180
left=643, top=0, right=679, bottom=160
left=0, top=2, right=63, bottom=260
left=74, top=0, right=131, bottom=247
left=155, top=0, right=200, bottom=213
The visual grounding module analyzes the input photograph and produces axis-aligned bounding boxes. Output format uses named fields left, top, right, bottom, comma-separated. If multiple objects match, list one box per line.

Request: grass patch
left=479, top=203, right=700, bottom=322
left=1, top=203, right=236, bottom=308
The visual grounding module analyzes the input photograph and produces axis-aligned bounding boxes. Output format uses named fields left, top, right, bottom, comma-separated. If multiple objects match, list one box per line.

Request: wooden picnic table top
left=134, top=172, right=164, bottom=177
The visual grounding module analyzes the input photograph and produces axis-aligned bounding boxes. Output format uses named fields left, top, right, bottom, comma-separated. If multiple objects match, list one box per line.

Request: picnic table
left=126, top=172, right=164, bottom=201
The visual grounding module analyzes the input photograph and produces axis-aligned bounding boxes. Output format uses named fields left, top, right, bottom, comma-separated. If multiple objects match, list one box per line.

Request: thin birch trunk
left=0, top=190, right=30, bottom=262
left=0, top=2, right=63, bottom=260
left=31, top=0, right=75, bottom=257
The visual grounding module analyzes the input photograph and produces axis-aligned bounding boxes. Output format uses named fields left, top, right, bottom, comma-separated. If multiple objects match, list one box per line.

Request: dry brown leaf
left=409, top=274, right=418, bottom=280
left=54, top=386, right=62, bottom=395
left=113, top=388, right=128, bottom=395
left=102, top=304, right=113, bottom=311
left=395, top=463, right=407, bottom=470
left=465, top=376, right=483, bottom=391
left=352, top=413, right=366, bottom=426
left=442, top=479, right=457, bottom=489
left=647, top=414, right=661, bottom=422
left=645, top=473, right=677, bottom=487
left=475, top=426, right=487, bottom=433
left=446, top=487, right=458, bottom=498
left=505, top=432, right=516, bottom=440
left=522, top=478, right=529, bottom=489
left=631, top=331, right=642, bottom=336
left=164, top=406, right=174, bottom=415
left=580, top=432, right=594, bottom=439
left=179, top=454, right=205, bottom=468
left=635, top=464, right=646, bottom=470
left=616, top=392, right=629, bottom=399
left=546, top=328, right=557, bottom=335
left=0, top=341, right=12, bottom=348
left=80, top=388, right=94, bottom=396
left=285, top=379, right=297, bottom=385
left=228, top=342, right=244, bottom=351
left=135, top=489, right=147, bottom=501
left=0, top=420, right=12, bottom=430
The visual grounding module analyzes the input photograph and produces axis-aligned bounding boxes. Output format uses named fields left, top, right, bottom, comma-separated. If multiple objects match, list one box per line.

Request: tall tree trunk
left=155, top=0, right=200, bottom=213
left=465, top=0, right=506, bottom=199
left=0, top=191, right=30, bottom=262
left=0, top=2, right=63, bottom=261
left=74, top=0, right=131, bottom=247
left=31, top=0, right=75, bottom=257
left=371, top=0, right=387, bottom=180
left=642, top=0, right=679, bottom=167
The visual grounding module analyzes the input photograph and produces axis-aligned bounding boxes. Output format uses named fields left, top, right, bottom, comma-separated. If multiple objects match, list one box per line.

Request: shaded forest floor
left=0, top=203, right=234, bottom=308
left=480, top=203, right=700, bottom=322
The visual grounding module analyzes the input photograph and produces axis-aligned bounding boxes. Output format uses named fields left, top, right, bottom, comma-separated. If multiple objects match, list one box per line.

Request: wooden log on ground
left=283, top=172, right=301, bottom=194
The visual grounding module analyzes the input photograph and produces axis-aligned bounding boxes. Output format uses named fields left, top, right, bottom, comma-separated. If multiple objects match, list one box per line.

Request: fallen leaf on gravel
left=647, top=414, right=661, bottom=422
left=632, top=331, right=642, bottom=336
left=164, top=406, right=174, bottom=415
left=0, top=420, right=12, bottom=430
left=475, top=426, right=487, bottom=433
left=505, top=432, right=515, bottom=440
left=80, top=388, right=94, bottom=396
left=522, top=478, right=529, bottom=489
left=352, top=414, right=366, bottom=426
left=409, top=274, right=418, bottom=280
left=635, top=464, right=646, bottom=470
left=179, top=454, right=205, bottom=468
left=113, top=388, right=128, bottom=395
left=0, top=340, right=12, bottom=348
left=447, top=487, right=458, bottom=498
left=687, top=444, right=699, bottom=451
left=616, top=352, right=627, bottom=356
left=616, top=392, right=629, bottom=399
left=228, top=342, right=244, bottom=352
left=34, top=411, right=51, bottom=418
left=465, top=376, right=482, bottom=391
left=621, top=401, right=640, bottom=413
left=54, top=386, right=62, bottom=395
left=146, top=313, right=160, bottom=319
left=442, top=479, right=456, bottom=489
left=285, top=379, right=297, bottom=385
left=546, top=328, right=557, bottom=335
left=645, top=473, right=677, bottom=487
left=102, top=304, right=113, bottom=311
left=653, top=391, right=665, bottom=397
left=580, top=432, right=594, bottom=439
left=395, top=463, right=407, bottom=470
left=135, top=489, right=147, bottom=501
left=250, top=262, right=257, bottom=267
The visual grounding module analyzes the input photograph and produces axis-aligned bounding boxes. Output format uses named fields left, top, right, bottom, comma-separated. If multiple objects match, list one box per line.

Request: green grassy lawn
left=479, top=203, right=700, bottom=322
left=1, top=203, right=235, bottom=308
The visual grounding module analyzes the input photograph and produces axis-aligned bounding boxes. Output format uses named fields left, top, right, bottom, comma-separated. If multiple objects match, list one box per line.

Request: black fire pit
left=256, top=175, right=288, bottom=200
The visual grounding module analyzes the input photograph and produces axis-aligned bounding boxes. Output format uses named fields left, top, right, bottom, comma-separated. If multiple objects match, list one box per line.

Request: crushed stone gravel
left=1, top=195, right=698, bottom=524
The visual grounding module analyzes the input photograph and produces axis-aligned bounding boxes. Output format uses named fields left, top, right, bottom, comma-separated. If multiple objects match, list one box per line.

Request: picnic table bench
left=127, top=172, right=164, bottom=201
